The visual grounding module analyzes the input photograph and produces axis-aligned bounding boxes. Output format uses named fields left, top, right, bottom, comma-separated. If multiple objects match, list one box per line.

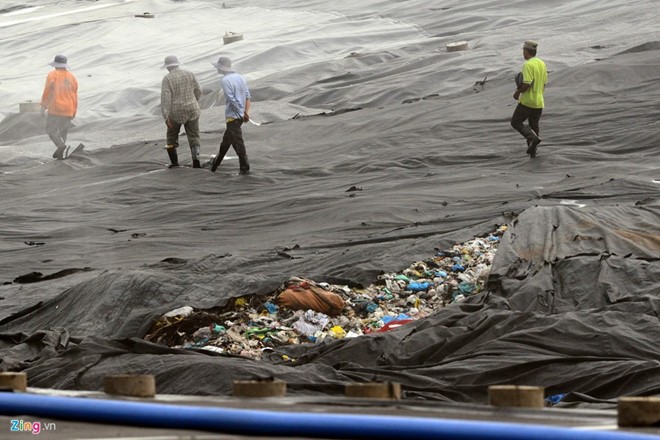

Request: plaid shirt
left=161, top=68, right=201, bottom=124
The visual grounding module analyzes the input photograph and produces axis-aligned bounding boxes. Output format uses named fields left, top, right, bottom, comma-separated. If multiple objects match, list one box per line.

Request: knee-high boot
left=190, top=145, right=201, bottom=168
left=167, top=149, right=179, bottom=167
left=238, top=154, right=250, bottom=174
left=520, top=126, right=541, bottom=142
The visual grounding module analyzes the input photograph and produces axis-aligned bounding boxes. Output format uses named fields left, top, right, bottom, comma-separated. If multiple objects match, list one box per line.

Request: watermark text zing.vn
left=10, top=419, right=57, bottom=435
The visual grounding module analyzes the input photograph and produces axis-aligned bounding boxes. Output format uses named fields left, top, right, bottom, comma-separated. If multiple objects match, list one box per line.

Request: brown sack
left=277, top=284, right=345, bottom=316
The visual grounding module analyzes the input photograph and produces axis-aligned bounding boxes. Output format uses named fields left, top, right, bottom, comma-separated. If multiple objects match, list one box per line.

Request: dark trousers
left=166, top=118, right=201, bottom=167
left=46, top=115, right=72, bottom=157
left=511, top=104, right=542, bottom=143
left=211, top=119, right=250, bottom=173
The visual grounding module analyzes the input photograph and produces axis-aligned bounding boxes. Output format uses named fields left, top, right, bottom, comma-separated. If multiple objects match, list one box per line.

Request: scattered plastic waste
left=264, top=302, right=279, bottom=314
left=277, top=281, right=344, bottom=316
left=330, top=326, right=347, bottom=339
left=377, top=319, right=414, bottom=333
left=163, top=306, right=193, bottom=318
left=293, top=310, right=329, bottom=336
left=381, top=314, right=411, bottom=324
left=145, top=225, right=508, bottom=359
left=408, top=281, right=432, bottom=292
left=458, top=282, right=475, bottom=295
left=546, top=393, right=567, bottom=405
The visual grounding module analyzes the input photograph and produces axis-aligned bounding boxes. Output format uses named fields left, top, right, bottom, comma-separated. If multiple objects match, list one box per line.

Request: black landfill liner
left=0, top=0, right=659, bottom=410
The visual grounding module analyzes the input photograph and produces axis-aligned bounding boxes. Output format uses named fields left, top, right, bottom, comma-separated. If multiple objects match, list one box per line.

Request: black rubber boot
left=52, top=145, right=66, bottom=160
left=521, top=127, right=541, bottom=157
left=528, top=138, right=541, bottom=158
left=167, top=149, right=179, bottom=167
left=190, top=145, right=201, bottom=168
left=210, top=156, right=220, bottom=172
left=238, top=155, right=250, bottom=174
left=521, top=126, right=541, bottom=143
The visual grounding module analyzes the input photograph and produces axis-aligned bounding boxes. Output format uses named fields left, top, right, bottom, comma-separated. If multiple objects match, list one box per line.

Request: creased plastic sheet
left=0, top=0, right=659, bottom=407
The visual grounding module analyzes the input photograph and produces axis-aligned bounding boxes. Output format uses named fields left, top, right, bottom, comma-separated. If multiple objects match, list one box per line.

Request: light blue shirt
left=220, top=72, right=250, bottom=120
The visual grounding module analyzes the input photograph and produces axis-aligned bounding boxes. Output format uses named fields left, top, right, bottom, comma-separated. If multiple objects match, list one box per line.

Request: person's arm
left=243, top=98, right=251, bottom=122
left=161, top=76, right=172, bottom=125
left=242, top=83, right=251, bottom=122
left=41, top=74, right=52, bottom=116
left=193, top=76, right=201, bottom=101
left=513, top=64, right=533, bottom=100
left=513, top=82, right=531, bottom=99
left=71, top=74, right=78, bottom=119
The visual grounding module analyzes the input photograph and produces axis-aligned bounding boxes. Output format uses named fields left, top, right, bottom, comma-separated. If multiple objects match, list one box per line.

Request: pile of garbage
left=145, top=225, right=507, bottom=360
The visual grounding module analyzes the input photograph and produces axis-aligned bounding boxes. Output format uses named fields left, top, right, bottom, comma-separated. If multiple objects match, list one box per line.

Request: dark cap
left=523, top=41, right=539, bottom=50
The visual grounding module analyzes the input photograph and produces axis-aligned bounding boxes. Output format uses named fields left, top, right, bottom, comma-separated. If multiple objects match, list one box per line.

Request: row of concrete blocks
left=1, top=372, right=657, bottom=427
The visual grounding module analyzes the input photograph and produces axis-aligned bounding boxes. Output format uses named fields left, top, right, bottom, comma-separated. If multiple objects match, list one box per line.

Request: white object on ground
left=163, top=306, right=193, bottom=318
left=446, top=41, right=469, bottom=52
left=223, top=31, right=243, bottom=44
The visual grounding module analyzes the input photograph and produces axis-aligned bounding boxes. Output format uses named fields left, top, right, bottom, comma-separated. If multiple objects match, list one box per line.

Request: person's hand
left=40, top=107, right=46, bottom=117
left=243, top=113, right=250, bottom=123
left=166, top=118, right=173, bottom=128
left=513, top=90, right=521, bottom=100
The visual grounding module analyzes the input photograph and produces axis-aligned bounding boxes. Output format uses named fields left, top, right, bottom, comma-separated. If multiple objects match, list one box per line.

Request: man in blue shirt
left=210, top=57, right=251, bottom=174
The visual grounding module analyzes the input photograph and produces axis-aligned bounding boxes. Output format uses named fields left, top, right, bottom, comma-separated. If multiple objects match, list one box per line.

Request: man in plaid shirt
left=161, top=55, right=202, bottom=168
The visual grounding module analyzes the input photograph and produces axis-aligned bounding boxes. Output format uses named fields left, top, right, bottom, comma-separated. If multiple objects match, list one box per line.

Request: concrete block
left=0, top=372, right=27, bottom=391
left=345, top=382, right=401, bottom=400
left=233, top=379, right=286, bottom=397
left=19, top=102, right=41, bottom=113
left=618, top=396, right=660, bottom=427
left=488, top=385, right=545, bottom=408
left=447, top=41, right=469, bottom=52
left=103, top=374, right=155, bottom=398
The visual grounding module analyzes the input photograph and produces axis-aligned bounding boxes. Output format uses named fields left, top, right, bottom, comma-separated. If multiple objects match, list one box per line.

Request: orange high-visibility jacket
left=41, top=69, right=78, bottom=117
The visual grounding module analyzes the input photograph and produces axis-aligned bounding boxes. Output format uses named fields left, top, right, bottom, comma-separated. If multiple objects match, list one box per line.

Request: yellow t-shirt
left=519, top=57, right=547, bottom=109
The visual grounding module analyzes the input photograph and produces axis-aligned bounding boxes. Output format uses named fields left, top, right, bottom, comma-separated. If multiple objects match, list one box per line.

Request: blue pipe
left=1, top=393, right=657, bottom=440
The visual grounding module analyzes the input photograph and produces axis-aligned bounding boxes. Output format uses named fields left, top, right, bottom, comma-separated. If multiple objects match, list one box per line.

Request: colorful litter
left=145, top=225, right=507, bottom=359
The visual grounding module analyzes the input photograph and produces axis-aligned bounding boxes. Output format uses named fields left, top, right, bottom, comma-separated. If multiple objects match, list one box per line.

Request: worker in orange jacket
left=41, top=54, right=78, bottom=160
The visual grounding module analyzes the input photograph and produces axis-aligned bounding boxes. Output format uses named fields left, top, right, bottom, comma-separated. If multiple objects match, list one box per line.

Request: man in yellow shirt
left=41, top=54, right=78, bottom=160
left=511, top=41, right=547, bottom=158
